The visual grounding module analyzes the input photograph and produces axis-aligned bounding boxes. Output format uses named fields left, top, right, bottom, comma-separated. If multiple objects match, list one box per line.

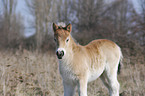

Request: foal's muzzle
left=56, top=50, right=64, bottom=59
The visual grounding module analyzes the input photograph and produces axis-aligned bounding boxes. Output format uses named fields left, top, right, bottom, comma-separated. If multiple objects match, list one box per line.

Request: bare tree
left=140, top=0, right=145, bottom=20
left=0, top=0, right=24, bottom=48
left=128, top=0, right=145, bottom=46
left=55, top=0, right=72, bottom=24
left=71, top=0, right=105, bottom=31
left=1, top=0, right=17, bottom=44
left=138, top=0, right=145, bottom=45
left=26, top=0, right=53, bottom=49
left=102, top=0, right=133, bottom=36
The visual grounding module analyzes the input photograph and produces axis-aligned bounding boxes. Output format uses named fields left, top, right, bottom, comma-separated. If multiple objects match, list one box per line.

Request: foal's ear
left=66, top=24, right=72, bottom=33
left=53, top=23, right=58, bottom=32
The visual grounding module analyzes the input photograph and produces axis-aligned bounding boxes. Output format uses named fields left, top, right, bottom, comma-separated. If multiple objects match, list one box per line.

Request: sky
left=16, top=0, right=141, bottom=16
left=15, top=0, right=141, bottom=37
left=132, top=0, right=141, bottom=13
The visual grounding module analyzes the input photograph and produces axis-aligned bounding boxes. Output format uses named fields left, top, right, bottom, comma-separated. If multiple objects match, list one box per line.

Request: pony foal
left=53, top=23, right=123, bottom=96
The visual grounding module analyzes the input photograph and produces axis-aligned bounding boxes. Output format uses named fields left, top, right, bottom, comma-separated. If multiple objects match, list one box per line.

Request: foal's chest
left=59, top=62, right=77, bottom=82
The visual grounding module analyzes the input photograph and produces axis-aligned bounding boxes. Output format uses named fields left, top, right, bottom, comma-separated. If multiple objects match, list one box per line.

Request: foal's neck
left=69, top=35, right=80, bottom=52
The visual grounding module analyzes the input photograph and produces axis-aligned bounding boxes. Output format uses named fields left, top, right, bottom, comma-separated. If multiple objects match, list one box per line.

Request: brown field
left=0, top=50, right=144, bottom=96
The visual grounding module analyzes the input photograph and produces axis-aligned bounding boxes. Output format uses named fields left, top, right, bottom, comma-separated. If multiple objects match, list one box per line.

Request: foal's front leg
left=63, top=81, right=76, bottom=96
left=77, top=78, right=88, bottom=96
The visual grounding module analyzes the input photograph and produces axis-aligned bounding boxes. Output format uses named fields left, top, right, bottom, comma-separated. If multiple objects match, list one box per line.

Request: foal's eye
left=66, top=38, right=69, bottom=43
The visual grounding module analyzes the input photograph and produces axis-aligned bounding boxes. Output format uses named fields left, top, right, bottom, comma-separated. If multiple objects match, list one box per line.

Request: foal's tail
left=118, top=48, right=123, bottom=74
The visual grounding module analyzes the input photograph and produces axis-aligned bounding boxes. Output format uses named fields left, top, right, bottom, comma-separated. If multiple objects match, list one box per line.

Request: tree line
left=0, top=0, right=144, bottom=54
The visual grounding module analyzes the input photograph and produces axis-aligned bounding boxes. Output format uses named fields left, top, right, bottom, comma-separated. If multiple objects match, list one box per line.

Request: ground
left=0, top=50, right=144, bottom=96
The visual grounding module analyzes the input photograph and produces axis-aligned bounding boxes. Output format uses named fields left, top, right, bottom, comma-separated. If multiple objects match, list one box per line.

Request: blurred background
left=0, top=0, right=144, bottom=52
left=0, top=0, right=144, bottom=96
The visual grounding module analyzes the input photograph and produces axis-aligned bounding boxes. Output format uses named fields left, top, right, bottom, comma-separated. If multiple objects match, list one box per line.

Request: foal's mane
left=57, top=22, right=66, bottom=27
left=57, top=22, right=79, bottom=45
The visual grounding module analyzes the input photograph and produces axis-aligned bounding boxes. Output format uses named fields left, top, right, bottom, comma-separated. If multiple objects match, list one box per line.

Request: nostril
left=61, top=51, right=64, bottom=56
left=56, top=51, right=59, bottom=56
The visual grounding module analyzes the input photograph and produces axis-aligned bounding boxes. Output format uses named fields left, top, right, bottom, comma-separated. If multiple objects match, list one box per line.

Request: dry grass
left=0, top=50, right=144, bottom=96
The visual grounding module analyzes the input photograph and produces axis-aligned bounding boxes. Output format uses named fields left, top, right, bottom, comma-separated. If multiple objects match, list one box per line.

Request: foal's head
left=53, top=23, right=72, bottom=59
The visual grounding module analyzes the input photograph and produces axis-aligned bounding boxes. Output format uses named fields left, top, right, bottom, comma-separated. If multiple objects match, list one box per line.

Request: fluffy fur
left=53, top=23, right=123, bottom=96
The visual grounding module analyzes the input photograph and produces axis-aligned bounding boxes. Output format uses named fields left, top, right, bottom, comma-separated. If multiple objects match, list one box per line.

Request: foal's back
left=84, top=39, right=121, bottom=78
left=85, top=39, right=121, bottom=61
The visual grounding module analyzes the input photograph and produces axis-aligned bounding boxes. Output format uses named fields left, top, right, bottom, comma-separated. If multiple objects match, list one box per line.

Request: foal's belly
left=88, top=68, right=104, bottom=82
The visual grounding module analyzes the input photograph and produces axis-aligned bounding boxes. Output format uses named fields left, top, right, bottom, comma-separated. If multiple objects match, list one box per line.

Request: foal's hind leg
left=100, top=72, right=110, bottom=90
left=105, top=67, right=120, bottom=96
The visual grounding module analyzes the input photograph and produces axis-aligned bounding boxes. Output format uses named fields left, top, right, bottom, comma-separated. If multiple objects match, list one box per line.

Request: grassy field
left=0, top=50, right=144, bottom=96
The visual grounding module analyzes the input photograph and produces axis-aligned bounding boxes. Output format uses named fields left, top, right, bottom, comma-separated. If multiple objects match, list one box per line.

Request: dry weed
left=0, top=50, right=144, bottom=96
